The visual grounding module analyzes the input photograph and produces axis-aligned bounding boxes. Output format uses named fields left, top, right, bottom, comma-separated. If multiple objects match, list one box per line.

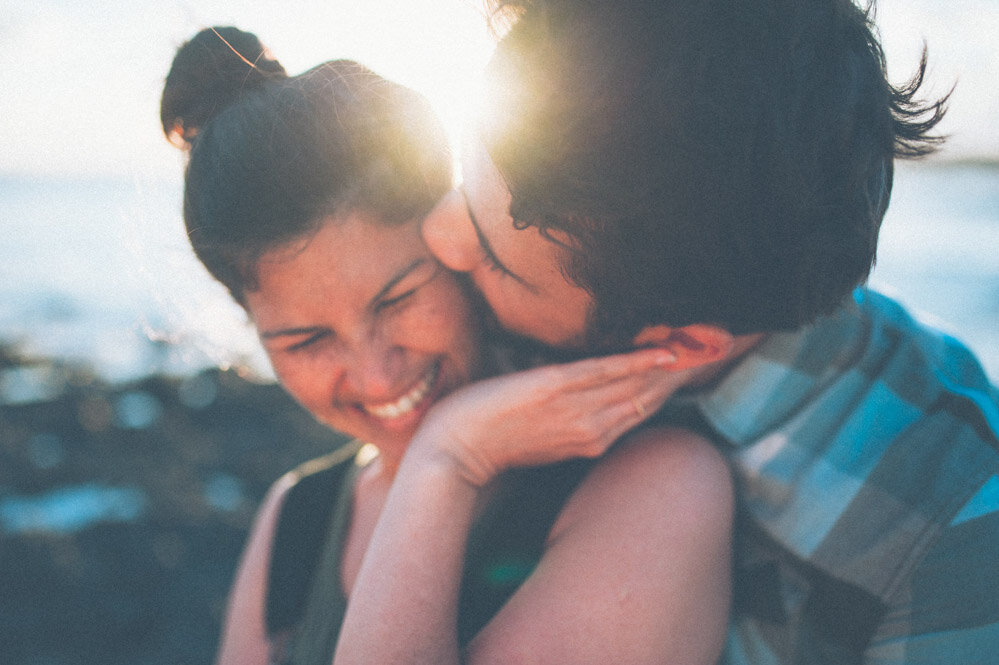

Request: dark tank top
left=265, top=441, right=597, bottom=665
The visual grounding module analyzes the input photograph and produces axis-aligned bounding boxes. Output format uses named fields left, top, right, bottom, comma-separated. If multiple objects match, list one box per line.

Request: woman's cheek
left=422, top=283, right=476, bottom=340
left=270, top=356, right=320, bottom=410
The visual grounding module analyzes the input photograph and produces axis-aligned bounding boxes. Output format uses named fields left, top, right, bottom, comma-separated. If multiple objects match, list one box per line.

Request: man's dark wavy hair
left=480, top=0, right=949, bottom=344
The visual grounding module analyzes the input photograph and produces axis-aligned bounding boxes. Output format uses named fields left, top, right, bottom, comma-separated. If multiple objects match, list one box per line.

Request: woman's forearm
left=332, top=428, right=479, bottom=665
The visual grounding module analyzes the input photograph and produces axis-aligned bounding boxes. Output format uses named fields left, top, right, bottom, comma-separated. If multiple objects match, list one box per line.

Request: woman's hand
left=412, top=347, right=692, bottom=486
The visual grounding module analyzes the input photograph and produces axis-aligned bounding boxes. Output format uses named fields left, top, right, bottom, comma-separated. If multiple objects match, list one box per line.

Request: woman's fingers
left=540, top=350, right=688, bottom=415
left=548, top=347, right=677, bottom=388
left=516, top=348, right=679, bottom=413
left=523, top=367, right=684, bottom=447
left=547, top=357, right=700, bottom=453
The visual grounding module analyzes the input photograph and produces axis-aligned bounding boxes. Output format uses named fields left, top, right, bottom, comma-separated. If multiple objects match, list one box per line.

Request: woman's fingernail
left=656, top=351, right=677, bottom=365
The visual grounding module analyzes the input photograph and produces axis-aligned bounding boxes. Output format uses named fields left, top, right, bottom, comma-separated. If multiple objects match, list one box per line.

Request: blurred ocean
left=0, top=174, right=268, bottom=386
left=1, top=162, right=998, bottom=390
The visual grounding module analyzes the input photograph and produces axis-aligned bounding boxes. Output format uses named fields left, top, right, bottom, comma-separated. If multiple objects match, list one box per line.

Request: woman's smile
left=361, top=360, right=442, bottom=424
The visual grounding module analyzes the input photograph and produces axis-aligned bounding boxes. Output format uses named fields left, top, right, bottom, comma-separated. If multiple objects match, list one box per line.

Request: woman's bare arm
left=215, top=472, right=298, bottom=665
left=333, top=350, right=732, bottom=664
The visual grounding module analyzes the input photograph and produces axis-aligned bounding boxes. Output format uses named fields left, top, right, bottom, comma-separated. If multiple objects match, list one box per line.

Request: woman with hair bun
left=162, top=27, right=732, bottom=665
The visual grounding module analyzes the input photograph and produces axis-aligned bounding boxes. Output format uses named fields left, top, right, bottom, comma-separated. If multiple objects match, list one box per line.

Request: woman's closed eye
left=374, top=287, right=418, bottom=314
left=374, top=261, right=442, bottom=315
left=286, top=329, right=333, bottom=352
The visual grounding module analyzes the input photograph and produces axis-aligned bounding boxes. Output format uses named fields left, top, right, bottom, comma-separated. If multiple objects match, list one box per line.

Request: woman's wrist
left=406, top=414, right=498, bottom=489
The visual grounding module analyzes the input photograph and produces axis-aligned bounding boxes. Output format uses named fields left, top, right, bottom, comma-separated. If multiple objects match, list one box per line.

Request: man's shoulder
left=711, top=289, right=999, bottom=597
left=703, top=288, right=998, bottom=443
left=846, top=289, right=998, bottom=445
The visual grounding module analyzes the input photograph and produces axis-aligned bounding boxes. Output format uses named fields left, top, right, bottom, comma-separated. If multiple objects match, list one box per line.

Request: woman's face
left=244, top=212, right=482, bottom=455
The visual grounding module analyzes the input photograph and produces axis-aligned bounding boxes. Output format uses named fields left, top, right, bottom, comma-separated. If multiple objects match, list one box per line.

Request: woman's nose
left=421, top=189, right=479, bottom=273
left=338, top=335, right=404, bottom=401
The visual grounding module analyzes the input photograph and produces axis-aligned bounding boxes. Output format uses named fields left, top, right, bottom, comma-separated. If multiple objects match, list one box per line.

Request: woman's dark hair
left=481, top=0, right=950, bottom=344
left=161, top=27, right=452, bottom=303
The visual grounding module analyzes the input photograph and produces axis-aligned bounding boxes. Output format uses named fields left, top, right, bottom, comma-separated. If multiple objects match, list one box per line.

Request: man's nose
left=421, top=189, right=479, bottom=273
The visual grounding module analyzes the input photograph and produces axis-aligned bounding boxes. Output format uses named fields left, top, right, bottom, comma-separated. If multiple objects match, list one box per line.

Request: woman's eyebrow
left=459, top=186, right=537, bottom=292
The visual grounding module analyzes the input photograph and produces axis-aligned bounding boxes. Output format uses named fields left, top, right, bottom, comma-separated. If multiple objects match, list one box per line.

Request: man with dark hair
left=422, top=0, right=999, bottom=661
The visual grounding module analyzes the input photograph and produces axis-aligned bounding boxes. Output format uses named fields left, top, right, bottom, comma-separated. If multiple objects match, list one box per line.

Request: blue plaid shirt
left=681, top=289, right=999, bottom=664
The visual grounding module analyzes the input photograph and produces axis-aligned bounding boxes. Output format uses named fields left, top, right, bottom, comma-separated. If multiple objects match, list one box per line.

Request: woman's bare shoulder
left=214, top=472, right=299, bottom=665
left=549, top=425, right=733, bottom=543
left=467, top=425, right=734, bottom=663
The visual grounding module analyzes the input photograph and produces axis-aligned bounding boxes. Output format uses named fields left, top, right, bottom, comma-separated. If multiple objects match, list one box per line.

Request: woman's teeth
left=365, top=364, right=439, bottom=419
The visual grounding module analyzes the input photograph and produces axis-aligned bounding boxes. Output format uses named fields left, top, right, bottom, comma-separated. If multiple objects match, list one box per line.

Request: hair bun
left=161, top=26, right=286, bottom=147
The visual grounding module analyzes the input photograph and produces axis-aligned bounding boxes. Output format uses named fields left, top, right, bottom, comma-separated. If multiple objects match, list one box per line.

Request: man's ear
left=632, top=324, right=734, bottom=370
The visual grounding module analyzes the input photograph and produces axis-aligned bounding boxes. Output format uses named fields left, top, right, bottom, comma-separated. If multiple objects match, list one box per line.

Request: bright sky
left=0, top=0, right=494, bottom=179
left=1, top=0, right=997, bottom=179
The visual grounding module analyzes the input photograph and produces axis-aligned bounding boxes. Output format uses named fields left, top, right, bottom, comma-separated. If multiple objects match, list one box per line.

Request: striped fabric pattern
left=692, top=289, right=999, bottom=664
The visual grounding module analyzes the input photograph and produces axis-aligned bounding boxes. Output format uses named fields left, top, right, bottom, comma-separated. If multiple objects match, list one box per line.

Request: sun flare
left=268, top=0, right=497, bottom=182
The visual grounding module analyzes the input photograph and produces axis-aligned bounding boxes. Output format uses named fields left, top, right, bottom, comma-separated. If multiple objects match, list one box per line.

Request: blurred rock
left=0, top=344, right=349, bottom=665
